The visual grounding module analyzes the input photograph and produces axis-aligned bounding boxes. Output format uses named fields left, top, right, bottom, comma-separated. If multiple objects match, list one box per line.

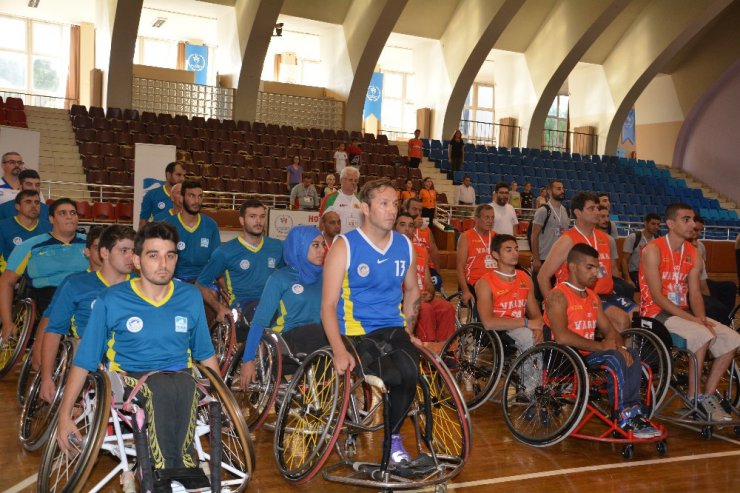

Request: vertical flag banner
left=621, top=108, right=635, bottom=145
left=363, top=72, right=383, bottom=120
left=185, top=44, right=209, bottom=85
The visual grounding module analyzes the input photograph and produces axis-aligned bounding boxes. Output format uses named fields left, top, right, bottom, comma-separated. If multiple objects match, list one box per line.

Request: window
left=460, top=83, right=495, bottom=144
left=380, top=70, right=416, bottom=135
left=134, top=37, right=178, bottom=70
left=263, top=30, right=323, bottom=87
left=0, top=15, right=70, bottom=98
left=543, top=94, right=569, bottom=152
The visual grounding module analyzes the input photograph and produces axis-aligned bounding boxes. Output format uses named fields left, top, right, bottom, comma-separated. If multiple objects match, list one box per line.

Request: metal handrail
left=0, top=90, right=78, bottom=109
left=541, top=128, right=598, bottom=155
left=459, top=119, right=522, bottom=148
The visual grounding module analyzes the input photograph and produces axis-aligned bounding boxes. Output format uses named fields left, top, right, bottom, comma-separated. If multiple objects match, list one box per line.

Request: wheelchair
left=645, top=315, right=740, bottom=439
left=272, top=340, right=471, bottom=492
left=501, top=333, right=668, bottom=459
left=37, top=363, right=255, bottom=493
left=444, top=291, right=478, bottom=329
left=0, top=286, right=36, bottom=381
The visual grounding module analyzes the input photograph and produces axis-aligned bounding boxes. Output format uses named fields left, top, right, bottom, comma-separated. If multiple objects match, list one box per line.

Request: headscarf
left=282, top=225, right=323, bottom=285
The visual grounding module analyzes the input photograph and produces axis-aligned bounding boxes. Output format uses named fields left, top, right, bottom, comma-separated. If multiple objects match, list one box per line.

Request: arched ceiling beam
left=106, top=0, right=143, bottom=110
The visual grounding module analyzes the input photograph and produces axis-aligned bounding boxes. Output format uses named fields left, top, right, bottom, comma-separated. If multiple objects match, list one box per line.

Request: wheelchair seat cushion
left=670, top=333, right=688, bottom=350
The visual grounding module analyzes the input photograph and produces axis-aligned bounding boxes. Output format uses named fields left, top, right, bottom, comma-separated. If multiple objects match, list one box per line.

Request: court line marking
left=2, top=473, right=37, bottom=493
left=409, top=449, right=740, bottom=491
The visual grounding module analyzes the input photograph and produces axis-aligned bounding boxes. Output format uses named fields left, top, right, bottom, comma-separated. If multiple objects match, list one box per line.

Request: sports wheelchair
left=644, top=313, right=740, bottom=439
left=37, top=363, right=255, bottom=493
left=0, top=276, right=36, bottom=382
left=272, top=340, right=471, bottom=492
left=500, top=329, right=669, bottom=459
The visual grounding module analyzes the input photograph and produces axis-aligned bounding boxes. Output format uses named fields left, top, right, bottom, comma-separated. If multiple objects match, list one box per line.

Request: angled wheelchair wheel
left=0, top=298, right=35, bottom=379
left=440, top=323, right=503, bottom=410
left=196, top=364, right=255, bottom=493
left=17, top=349, right=34, bottom=406
left=20, top=339, right=75, bottom=451
left=210, top=315, right=237, bottom=376
left=273, top=348, right=350, bottom=484
left=226, top=333, right=282, bottom=431
left=445, top=291, right=476, bottom=327
left=37, top=370, right=111, bottom=493
left=414, top=345, right=472, bottom=460
left=501, top=342, right=589, bottom=447
left=730, top=303, right=739, bottom=332
left=622, top=328, right=671, bottom=415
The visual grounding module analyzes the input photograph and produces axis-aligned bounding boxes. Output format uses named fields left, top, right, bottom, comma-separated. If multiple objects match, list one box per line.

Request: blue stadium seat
left=430, top=140, right=442, bottom=149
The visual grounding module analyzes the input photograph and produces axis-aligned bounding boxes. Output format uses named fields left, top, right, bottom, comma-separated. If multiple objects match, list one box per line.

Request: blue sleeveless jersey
left=338, top=229, right=412, bottom=336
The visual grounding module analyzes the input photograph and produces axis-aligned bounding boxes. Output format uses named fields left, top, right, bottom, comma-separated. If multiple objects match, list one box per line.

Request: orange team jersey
left=555, top=228, right=614, bottom=295
left=544, top=284, right=600, bottom=350
left=420, top=189, right=437, bottom=209
left=414, top=244, right=430, bottom=293
left=481, top=270, right=531, bottom=319
left=408, top=138, right=423, bottom=158
left=462, top=228, right=496, bottom=286
left=413, top=227, right=435, bottom=268
left=639, top=236, right=696, bottom=318
left=401, top=190, right=417, bottom=201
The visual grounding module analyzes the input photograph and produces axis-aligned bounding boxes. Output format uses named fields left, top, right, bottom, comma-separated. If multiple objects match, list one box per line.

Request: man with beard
left=490, top=182, right=518, bottom=235
left=404, top=197, right=442, bottom=291
left=320, top=211, right=341, bottom=252
left=0, top=190, right=51, bottom=272
left=163, top=181, right=220, bottom=282
left=139, top=161, right=187, bottom=228
left=0, top=169, right=49, bottom=221
left=197, top=199, right=283, bottom=326
left=152, top=182, right=183, bottom=221
left=621, top=212, right=661, bottom=288
left=0, top=151, right=24, bottom=205
left=597, top=205, right=634, bottom=301
left=530, top=179, right=569, bottom=275
left=597, top=193, right=619, bottom=239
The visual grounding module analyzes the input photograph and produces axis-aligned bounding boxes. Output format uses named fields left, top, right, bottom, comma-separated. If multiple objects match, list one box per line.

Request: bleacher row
left=423, top=139, right=739, bottom=227
left=0, top=97, right=28, bottom=128
left=70, top=105, right=410, bottom=191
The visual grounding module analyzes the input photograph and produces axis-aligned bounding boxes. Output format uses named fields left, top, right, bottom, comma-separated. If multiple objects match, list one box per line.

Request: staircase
left=24, top=106, right=88, bottom=200
left=391, top=139, right=456, bottom=207
left=663, top=165, right=739, bottom=215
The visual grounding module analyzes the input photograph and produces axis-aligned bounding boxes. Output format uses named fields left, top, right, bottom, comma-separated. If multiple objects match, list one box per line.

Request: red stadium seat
left=115, top=202, right=134, bottom=222
left=92, top=202, right=116, bottom=222
left=76, top=200, right=92, bottom=221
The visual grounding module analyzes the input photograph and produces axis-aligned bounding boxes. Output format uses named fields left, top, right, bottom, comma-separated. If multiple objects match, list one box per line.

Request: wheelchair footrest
left=153, top=467, right=210, bottom=492
left=391, top=454, right=438, bottom=478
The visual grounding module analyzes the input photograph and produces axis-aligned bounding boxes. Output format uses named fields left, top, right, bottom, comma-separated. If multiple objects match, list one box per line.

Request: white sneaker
left=699, top=394, right=733, bottom=422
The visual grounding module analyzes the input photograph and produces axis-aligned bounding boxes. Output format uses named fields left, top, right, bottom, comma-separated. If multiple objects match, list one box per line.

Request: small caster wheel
left=701, top=425, right=713, bottom=440
left=435, top=484, right=448, bottom=493
left=656, top=440, right=667, bottom=456
left=621, top=444, right=634, bottom=459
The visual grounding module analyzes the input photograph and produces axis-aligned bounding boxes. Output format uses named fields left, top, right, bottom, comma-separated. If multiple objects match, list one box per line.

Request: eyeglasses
left=3, top=160, right=24, bottom=166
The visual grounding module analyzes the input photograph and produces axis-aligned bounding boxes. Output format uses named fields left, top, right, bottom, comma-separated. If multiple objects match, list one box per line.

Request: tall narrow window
left=460, top=83, right=495, bottom=144
left=543, top=94, right=569, bottom=152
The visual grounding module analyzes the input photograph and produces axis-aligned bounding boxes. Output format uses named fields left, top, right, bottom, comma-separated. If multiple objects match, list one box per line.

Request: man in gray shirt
left=598, top=193, right=619, bottom=239
left=530, top=179, right=569, bottom=273
left=621, top=212, right=660, bottom=288
left=290, top=175, right=319, bottom=210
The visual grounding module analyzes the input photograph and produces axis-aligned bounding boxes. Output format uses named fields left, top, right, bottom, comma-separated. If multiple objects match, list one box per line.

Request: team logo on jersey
left=200, top=238, right=209, bottom=248
left=157, top=201, right=165, bottom=210
left=174, top=316, right=188, bottom=333
left=268, top=257, right=276, bottom=268
left=357, top=263, right=370, bottom=277
left=90, top=299, right=96, bottom=310
left=12, top=236, right=22, bottom=245
left=177, top=241, right=186, bottom=250
left=126, top=317, right=144, bottom=333
left=292, top=284, right=304, bottom=294
left=240, top=259, right=250, bottom=270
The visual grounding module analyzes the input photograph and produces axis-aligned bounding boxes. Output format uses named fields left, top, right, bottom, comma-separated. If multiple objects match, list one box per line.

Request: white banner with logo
left=267, top=209, right=321, bottom=240
left=133, top=143, right=176, bottom=226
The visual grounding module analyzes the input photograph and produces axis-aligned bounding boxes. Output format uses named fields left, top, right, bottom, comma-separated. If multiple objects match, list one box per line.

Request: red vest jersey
left=463, top=228, right=496, bottom=286
left=544, top=283, right=600, bottom=342
left=639, top=236, right=696, bottom=318
left=555, top=228, right=614, bottom=294
left=413, top=227, right=435, bottom=268
left=481, top=270, right=531, bottom=319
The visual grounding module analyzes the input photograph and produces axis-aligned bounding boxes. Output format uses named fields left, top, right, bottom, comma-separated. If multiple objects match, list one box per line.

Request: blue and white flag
left=621, top=108, right=635, bottom=145
left=363, top=72, right=383, bottom=120
left=185, top=44, right=208, bottom=85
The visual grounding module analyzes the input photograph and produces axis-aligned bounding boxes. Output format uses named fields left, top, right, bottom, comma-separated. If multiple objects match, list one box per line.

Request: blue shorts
left=600, top=293, right=637, bottom=313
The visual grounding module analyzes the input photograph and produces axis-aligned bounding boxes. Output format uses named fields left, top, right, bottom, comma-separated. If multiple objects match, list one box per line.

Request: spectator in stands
left=401, top=179, right=418, bottom=201
left=139, top=161, right=186, bottom=228
left=419, top=177, right=437, bottom=222
left=323, top=173, right=337, bottom=198
left=286, top=154, right=303, bottom=192
left=538, top=192, right=636, bottom=333
left=693, top=216, right=736, bottom=323
left=0, top=190, right=51, bottom=272
left=621, top=212, right=661, bottom=289
left=320, top=166, right=362, bottom=234
left=163, top=181, right=220, bottom=282
left=509, top=180, right=521, bottom=209
left=408, top=129, right=423, bottom=169
left=0, top=169, right=49, bottom=221
left=536, top=186, right=548, bottom=208
left=521, top=181, right=534, bottom=210
left=334, top=142, right=348, bottom=173
left=0, top=151, right=24, bottom=206
left=404, top=199, right=443, bottom=292
left=448, top=130, right=464, bottom=172
left=347, top=138, right=362, bottom=167
left=456, top=204, right=496, bottom=307
left=455, top=175, right=475, bottom=206
left=320, top=211, right=341, bottom=249
left=152, top=182, right=182, bottom=221
left=598, top=193, right=619, bottom=239
left=490, top=182, right=518, bottom=235
left=530, top=179, right=569, bottom=277
left=290, top=174, right=320, bottom=210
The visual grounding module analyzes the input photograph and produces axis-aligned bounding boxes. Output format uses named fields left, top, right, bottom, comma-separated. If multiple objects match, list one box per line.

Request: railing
left=379, top=129, right=415, bottom=142
left=460, top=119, right=522, bottom=149
left=256, top=91, right=344, bottom=130
left=132, top=77, right=234, bottom=120
left=0, top=90, right=77, bottom=109
left=541, top=128, right=598, bottom=155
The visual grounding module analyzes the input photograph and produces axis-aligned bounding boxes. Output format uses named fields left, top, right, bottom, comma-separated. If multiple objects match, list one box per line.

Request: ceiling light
left=273, top=23, right=283, bottom=37
left=28, top=0, right=40, bottom=8
left=152, top=17, right=167, bottom=28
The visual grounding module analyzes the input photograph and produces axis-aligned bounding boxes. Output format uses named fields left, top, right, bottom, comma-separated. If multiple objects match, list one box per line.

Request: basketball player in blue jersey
left=56, top=223, right=218, bottom=488
left=139, top=161, right=186, bottom=228
left=163, top=180, right=221, bottom=281
left=39, top=225, right=135, bottom=403
left=152, top=182, right=183, bottom=221
left=240, top=225, right=327, bottom=387
left=0, top=190, right=50, bottom=272
left=197, top=199, right=283, bottom=328
left=322, top=177, right=424, bottom=471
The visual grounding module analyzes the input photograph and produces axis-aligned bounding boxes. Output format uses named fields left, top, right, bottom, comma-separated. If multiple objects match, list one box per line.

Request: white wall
left=494, top=50, right=537, bottom=143
left=568, top=62, right=615, bottom=153
left=634, top=74, right=684, bottom=124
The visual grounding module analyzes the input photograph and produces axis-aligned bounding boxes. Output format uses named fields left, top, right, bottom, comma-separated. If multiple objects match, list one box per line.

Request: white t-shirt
left=334, top=151, right=348, bottom=173
left=326, top=192, right=363, bottom=233
left=490, top=202, right=519, bottom=235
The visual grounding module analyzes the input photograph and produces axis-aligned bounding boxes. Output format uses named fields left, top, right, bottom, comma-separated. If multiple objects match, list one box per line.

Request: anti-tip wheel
left=701, top=426, right=713, bottom=440
left=621, top=444, right=634, bottom=460
left=656, top=440, right=667, bottom=456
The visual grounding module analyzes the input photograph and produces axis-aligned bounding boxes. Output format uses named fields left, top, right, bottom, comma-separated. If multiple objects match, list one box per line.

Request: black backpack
left=526, top=204, right=551, bottom=250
